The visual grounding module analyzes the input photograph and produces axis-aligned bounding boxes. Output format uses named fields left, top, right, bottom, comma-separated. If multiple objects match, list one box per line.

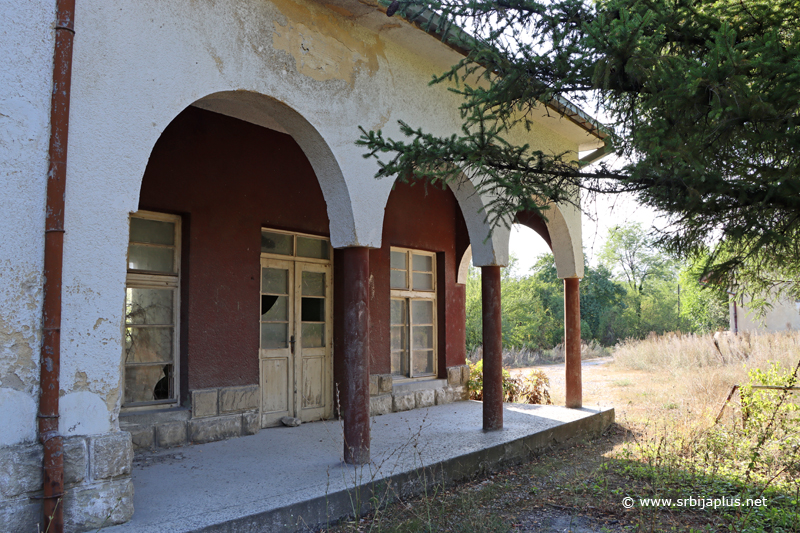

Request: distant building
left=730, top=296, right=800, bottom=333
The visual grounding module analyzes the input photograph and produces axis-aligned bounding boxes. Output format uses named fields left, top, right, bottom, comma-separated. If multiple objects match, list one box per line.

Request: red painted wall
left=142, top=107, right=470, bottom=402
left=369, top=181, right=470, bottom=376
left=139, top=107, right=330, bottom=393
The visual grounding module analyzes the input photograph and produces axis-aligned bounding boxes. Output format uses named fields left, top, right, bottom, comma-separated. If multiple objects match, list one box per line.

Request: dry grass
left=468, top=341, right=611, bottom=369
left=325, top=331, right=800, bottom=533
left=612, top=330, right=800, bottom=421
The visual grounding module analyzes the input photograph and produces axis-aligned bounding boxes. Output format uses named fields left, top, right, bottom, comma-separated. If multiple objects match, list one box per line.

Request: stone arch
left=182, top=91, right=358, bottom=248
left=541, top=201, right=584, bottom=279
left=445, top=175, right=510, bottom=267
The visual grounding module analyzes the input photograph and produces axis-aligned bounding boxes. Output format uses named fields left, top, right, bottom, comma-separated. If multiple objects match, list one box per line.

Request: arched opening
left=120, top=97, right=344, bottom=444
left=363, top=180, right=471, bottom=386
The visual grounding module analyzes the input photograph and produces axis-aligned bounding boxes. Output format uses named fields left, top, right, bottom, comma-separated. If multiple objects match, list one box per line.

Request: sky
left=508, top=189, right=662, bottom=275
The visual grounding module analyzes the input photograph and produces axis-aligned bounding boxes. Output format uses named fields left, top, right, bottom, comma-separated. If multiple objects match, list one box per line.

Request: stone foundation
left=0, top=432, right=134, bottom=532
left=121, top=369, right=470, bottom=452
left=369, top=365, right=471, bottom=417
left=121, top=384, right=260, bottom=451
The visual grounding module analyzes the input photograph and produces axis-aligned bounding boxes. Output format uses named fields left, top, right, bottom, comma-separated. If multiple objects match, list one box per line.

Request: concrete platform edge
left=193, top=407, right=615, bottom=533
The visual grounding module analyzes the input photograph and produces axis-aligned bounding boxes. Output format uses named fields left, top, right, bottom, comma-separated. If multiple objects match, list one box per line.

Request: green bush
left=467, top=360, right=552, bottom=405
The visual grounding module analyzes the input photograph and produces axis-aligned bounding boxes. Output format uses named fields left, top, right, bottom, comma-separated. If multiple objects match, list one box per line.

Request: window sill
left=119, top=405, right=190, bottom=428
left=392, top=378, right=447, bottom=394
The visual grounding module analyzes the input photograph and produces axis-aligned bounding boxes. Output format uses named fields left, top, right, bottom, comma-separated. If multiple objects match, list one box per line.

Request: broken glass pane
left=261, top=295, right=287, bottom=321
left=124, top=364, right=171, bottom=404
left=261, top=267, right=288, bottom=294
left=301, top=323, right=324, bottom=348
left=126, top=288, right=173, bottom=325
left=261, top=231, right=293, bottom=255
left=130, top=218, right=174, bottom=245
left=128, top=244, right=174, bottom=273
left=297, top=237, right=329, bottom=259
left=301, top=297, right=324, bottom=322
left=125, top=327, right=173, bottom=364
left=261, top=323, right=287, bottom=349
left=301, top=271, right=325, bottom=296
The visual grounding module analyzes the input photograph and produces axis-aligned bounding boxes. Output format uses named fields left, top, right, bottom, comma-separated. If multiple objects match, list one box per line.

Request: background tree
left=599, top=222, right=680, bottom=335
left=360, top=0, right=800, bottom=302
left=678, top=258, right=731, bottom=333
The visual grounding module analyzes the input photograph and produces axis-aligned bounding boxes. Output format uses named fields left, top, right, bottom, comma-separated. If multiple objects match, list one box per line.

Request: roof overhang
left=314, top=0, right=611, bottom=154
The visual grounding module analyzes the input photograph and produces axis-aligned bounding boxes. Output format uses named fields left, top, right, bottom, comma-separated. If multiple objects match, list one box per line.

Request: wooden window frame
left=390, top=247, right=437, bottom=381
left=122, top=210, right=181, bottom=411
left=259, top=227, right=332, bottom=264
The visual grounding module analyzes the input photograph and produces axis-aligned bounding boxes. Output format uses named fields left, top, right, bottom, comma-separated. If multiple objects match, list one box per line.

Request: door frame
left=258, top=228, right=333, bottom=427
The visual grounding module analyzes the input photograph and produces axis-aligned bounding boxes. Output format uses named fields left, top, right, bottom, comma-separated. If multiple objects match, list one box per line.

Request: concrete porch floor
left=104, top=401, right=614, bottom=533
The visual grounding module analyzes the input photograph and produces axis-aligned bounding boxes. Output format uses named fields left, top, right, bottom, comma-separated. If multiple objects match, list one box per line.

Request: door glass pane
left=261, top=267, right=288, bottom=294
left=390, top=251, right=406, bottom=270
left=412, top=272, right=433, bottom=291
left=390, top=271, right=407, bottom=290
left=301, top=271, right=325, bottom=296
left=261, top=231, right=293, bottom=256
left=126, top=288, right=173, bottom=325
left=390, top=299, right=406, bottom=325
left=412, top=325, right=434, bottom=350
left=413, top=350, right=435, bottom=376
left=411, top=300, right=433, bottom=325
left=297, top=237, right=329, bottom=259
left=301, top=297, right=325, bottom=322
left=124, top=364, right=172, bottom=404
left=125, top=327, right=173, bottom=363
left=261, top=323, right=287, bottom=349
left=128, top=244, right=174, bottom=273
left=261, top=295, right=288, bottom=321
left=130, top=218, right=174, bottom=245
left=412, top=254, right=433, bottom=272
left=302, top=323, right=325, bottom=348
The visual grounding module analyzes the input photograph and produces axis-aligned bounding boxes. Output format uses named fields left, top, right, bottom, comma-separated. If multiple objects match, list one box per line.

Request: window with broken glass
left=124, top=211, right=180, bottom=407
left=390, top=248, right=437, bottom=379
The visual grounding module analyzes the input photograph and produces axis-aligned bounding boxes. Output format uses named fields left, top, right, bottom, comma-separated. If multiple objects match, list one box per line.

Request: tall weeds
left=613, top=331, right=800, bottom=416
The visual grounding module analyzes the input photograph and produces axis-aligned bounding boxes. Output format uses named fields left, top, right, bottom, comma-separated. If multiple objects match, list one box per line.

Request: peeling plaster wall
left=0, top=1, right=55, bottom=446
left=9, top=0, right=587, bottom=436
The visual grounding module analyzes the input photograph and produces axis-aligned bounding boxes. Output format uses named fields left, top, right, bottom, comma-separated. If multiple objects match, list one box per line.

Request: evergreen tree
left=360, top=0, right=800, bottom=302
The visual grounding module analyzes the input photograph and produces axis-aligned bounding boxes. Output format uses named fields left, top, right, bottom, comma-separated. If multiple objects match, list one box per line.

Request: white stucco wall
left=1, top=0, right=593, bottom=442
left=0, top=0, right=56, bottom=446
left=733, top=298, right=800, bottom=333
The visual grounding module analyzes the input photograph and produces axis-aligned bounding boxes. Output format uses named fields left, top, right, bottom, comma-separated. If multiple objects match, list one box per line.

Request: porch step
left=102, top=402, right=614, bottom=532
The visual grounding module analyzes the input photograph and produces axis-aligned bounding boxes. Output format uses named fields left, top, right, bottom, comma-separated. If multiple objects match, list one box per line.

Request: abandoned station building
left=1, top=0, right=608, bottom=530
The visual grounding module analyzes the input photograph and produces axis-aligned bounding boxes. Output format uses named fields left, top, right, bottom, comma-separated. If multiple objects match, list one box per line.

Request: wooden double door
left=259, top=257, right=332, bottom=427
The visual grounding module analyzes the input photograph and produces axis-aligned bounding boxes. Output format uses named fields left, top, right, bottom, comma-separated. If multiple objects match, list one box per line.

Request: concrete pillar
left=481, top=266, right=503, bottom=431
left=564, top=277, right=582, bottom=408
left=340, top=247, right=371, bottom=464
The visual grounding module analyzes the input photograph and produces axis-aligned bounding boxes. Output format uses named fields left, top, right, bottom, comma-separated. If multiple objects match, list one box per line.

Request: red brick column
left=564, top=277, right=582, bottom=408
left=341, top=247, right=370, bottom=464
left=481, top=266, right=503, bottom=430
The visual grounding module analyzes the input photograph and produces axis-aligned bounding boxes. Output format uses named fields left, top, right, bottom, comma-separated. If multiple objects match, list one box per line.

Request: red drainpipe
left=40, top=1, right=75, bottom=531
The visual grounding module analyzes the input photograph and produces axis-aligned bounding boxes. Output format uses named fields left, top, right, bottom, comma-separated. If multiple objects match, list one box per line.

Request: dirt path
left=510, top=358, right=616, bottom=406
